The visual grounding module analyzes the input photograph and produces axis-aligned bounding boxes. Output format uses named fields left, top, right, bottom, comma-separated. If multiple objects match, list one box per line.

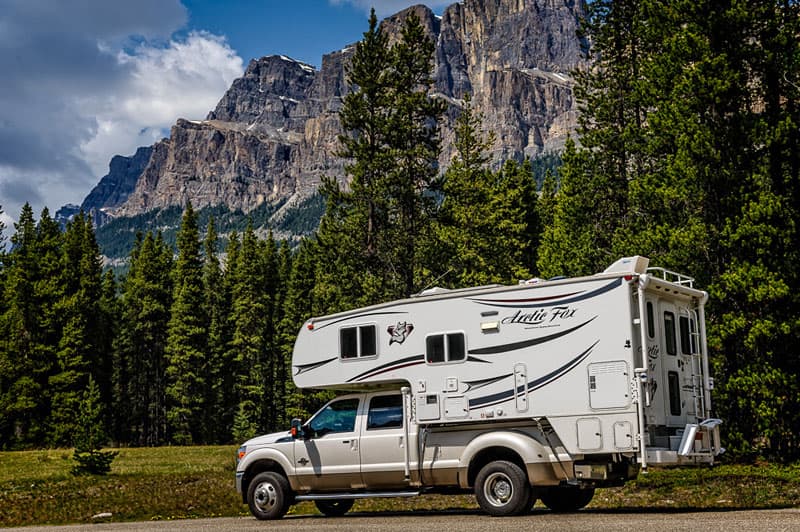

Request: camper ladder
left=682, top=307, right=707, bottom=421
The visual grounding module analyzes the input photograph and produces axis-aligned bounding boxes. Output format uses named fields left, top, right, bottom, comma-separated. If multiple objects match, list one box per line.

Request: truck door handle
left=341, top=440, right=350, bottom=444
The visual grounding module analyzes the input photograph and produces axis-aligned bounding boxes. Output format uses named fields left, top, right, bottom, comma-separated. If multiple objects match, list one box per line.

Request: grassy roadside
left=1, top=447, right=798, bottom=528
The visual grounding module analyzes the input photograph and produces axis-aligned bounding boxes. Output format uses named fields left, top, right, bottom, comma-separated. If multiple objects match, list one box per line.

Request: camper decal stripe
left=346, top=354, right=425, bottom=382
left=468, top=316, right=597, bottom=355
left=468, top=342, right=597, bottom=409
left=293, top=357, right=337, bottom=376
left=470, top=290, right=582, bottom=304
left=466, top=356, right=492, bottom=364
left=464, top=373, right=514, bottom=391
left=313, top=311, right=407, bottom=331
left=469, top=278, right=621, bottom=309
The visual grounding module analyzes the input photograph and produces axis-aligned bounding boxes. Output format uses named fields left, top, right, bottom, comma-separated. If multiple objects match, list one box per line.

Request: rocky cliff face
left=93, top=0, right=587, bottom=228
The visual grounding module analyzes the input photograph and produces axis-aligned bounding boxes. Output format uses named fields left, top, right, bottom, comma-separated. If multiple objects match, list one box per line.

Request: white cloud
left=330, top=0, right=454, bottom=18
left=0, top=1, right=243, bottom=224
left=80, top=32, right=244, bottom=179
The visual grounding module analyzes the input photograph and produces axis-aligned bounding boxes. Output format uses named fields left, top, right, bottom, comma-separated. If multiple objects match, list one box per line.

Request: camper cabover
left=235, top=257, right=723, bottom=519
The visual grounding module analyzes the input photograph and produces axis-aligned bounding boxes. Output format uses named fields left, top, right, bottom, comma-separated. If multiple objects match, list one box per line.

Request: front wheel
left=247, top=471, right=292, bottom=520
left=474, top=460, right=531, bottom=516
left=315, top=499, right=354, bottom=516
left=540, top=486, right=595, bottom=512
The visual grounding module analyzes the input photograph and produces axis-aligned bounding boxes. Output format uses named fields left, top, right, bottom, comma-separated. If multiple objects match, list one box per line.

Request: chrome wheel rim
left=253, top=480, right=278, bottom=513
left=484, top=472, right=513, bottom=507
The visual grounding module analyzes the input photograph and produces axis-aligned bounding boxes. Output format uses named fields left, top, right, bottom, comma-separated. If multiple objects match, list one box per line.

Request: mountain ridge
left=67, top=0, right=587, bottom=256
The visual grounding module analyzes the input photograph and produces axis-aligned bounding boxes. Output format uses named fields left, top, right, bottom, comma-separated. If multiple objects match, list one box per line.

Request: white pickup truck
left=235, top=258, right=722, bottom=519
left=236, top=389, right=614, bottom=519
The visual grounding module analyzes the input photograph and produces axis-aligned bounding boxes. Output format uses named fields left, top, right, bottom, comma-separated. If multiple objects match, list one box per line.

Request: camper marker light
left=307, top=322, right=314, bottom=330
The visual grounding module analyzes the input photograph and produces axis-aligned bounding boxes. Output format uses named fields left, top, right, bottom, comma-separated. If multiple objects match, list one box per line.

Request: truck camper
left=235, top=256, right=723, bottom=519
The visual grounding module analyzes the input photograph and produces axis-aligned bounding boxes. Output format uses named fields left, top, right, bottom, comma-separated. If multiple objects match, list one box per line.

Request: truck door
left=359, top=393, right=413, bottom=488
left=294, top=396, right=363, bottom=491
left=659, top=302, right=684, bottom=426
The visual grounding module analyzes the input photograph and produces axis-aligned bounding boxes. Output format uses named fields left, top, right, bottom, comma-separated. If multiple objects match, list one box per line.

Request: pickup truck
left=235, top=389, right=613, bottom=519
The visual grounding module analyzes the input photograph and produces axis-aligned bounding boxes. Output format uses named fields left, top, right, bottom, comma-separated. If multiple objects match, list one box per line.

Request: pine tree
left=228, top=223, right=269, bottom=440
left=491, top=159, right=539, bottom=280
left=49, top=213, right=103, bottom=446
left=114, top=232, right=172, bottom=445
left=436, top=93, right=499, bottom=286
left=165, top=203, right=207, bottom=444
left=279, top=239, right=334, bottom=422
left=201, top=216, right=233, bottom=443
left=537, top=138, right=599, bottom=277
left=0, top=204, right=41, bottom=447
left=317, top=8, right=444, bottom=308
left=72, top=376, right=118, bottom=475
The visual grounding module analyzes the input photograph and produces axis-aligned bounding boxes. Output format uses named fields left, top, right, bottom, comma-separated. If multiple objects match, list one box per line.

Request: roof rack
left=646, top=267, right=695, bottom=288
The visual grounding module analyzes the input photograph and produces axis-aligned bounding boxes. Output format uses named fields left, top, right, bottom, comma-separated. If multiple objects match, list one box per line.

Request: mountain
left=78, top=0, right=587, bottom=258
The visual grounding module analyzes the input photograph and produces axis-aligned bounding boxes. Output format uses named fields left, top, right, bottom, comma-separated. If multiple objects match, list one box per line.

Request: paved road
left=7, top=509, right=800, bottom=532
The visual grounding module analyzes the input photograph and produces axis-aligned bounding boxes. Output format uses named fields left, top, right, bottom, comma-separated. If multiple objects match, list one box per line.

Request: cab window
left=308, top=398, right=359, bottom=435
left=367, top=395, right=403, bottom=430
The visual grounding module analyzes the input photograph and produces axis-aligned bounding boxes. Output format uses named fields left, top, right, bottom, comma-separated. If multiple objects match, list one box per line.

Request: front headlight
left=237, top=445, right=247, bottom=465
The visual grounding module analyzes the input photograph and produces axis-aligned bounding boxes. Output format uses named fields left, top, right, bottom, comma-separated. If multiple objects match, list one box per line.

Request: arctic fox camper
left=235, top=257, right=723, bottom=519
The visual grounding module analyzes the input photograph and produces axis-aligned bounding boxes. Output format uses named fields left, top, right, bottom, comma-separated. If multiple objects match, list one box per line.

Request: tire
left=474, top=460, right=532, bottom=516
left=540, top=486, right=595, bottom=512
left=315, top=498, right=354, bottom=517
left=247, top=471, right=292, bottom=520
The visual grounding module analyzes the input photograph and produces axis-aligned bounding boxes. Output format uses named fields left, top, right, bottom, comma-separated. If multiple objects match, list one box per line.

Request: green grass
left=1, top=448, right=798, bottom=528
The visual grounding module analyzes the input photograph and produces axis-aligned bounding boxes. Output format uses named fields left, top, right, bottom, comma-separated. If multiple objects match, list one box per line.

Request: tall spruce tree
left=436, top=94, right=500, bottom=286
left=165, top=203, right=207, bottom=444
left=201, top=216, right=233, bottom=443
left=317, top=8, right=444, bottom=309
left=278, top=239, right=334, bottom=423
left=114, top=232, right=172, bottom=445
left=0, top=204, right=42, bottom=447
left=228, top=223, right=269, bottom=440
left=49, top=212, right=103, bottom=446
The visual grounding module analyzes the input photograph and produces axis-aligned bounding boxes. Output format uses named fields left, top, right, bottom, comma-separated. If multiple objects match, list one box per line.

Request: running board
left=295, top=490, right=420, bottom=501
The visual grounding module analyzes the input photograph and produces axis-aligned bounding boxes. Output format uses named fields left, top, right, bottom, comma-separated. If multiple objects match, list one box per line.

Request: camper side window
left=340, top=324, right=378, bottom=359
left=425, top=332, right=466, bottom=364
left=679, top=316, right=696, bottom=355
left=646, top=302, right=655, bottom=338
left=664, top=312, right=677, bottom=356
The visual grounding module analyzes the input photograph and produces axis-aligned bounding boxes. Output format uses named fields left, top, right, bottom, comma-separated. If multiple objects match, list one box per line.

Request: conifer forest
left=1, top=3, right=798, bottom=461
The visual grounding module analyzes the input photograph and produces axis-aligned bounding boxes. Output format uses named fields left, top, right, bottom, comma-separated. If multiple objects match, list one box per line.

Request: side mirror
left=290, top=418, right=305, bottom=439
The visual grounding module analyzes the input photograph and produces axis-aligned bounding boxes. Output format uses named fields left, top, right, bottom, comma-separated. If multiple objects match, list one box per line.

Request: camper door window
left=664, top=312, right=677, bottom=356
left=425, top=332, right=466, bottom=364
left=340, top=324, right=378, bottom=359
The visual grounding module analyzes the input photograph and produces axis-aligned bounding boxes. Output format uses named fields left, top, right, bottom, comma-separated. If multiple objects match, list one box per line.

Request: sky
left=0, top=0, right=452, bottom=231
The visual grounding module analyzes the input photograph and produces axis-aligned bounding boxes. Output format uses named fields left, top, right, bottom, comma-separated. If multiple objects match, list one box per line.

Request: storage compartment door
left=577, top=417, right=603, bottom=451
left=588, top=361, right=630, bottom=409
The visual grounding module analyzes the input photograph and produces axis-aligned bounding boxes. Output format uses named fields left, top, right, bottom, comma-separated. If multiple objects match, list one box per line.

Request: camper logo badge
left=388, top=322, right=414, bottom=345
